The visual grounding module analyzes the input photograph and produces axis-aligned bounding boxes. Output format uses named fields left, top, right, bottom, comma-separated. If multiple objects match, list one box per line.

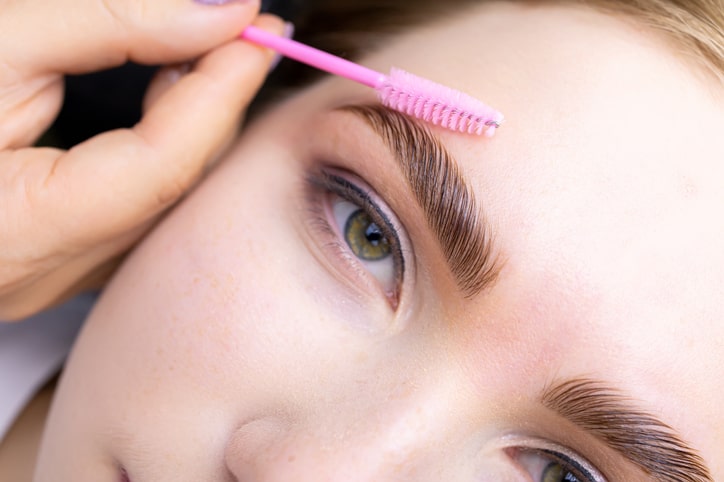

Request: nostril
left=119, top=467, right=131, bottom=482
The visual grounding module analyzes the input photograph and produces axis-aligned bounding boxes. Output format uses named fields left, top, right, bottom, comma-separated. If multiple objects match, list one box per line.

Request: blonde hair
left=572, top=0, right=724, bottom=82
left=272, top=0, right=724, bottom=87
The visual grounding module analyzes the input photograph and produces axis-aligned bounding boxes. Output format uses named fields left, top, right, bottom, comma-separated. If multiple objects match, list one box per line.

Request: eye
left=305, top=170, right=407, bottom=308
left=332, top=198, right=396, bottom=294
left=511, top=446, right=607, bottom=482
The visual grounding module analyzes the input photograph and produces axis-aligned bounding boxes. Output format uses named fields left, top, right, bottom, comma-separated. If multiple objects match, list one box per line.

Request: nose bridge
left=225, top=374, right=469, bottom=481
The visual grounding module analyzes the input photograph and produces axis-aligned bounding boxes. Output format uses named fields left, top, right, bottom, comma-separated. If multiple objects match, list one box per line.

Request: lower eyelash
left=303, top=169, right=406, bottom=304
left=305, top=200, right=374, bottom=280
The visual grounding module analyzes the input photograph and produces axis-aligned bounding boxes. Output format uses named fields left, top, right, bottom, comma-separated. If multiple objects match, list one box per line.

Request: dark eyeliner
left=539, top=449, right=598, bottom=482
left=304, top=169, right=406, bottom=301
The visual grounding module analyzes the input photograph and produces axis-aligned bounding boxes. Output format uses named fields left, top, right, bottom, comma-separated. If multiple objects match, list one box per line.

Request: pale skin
left=7, top=2, right=724, bottom=480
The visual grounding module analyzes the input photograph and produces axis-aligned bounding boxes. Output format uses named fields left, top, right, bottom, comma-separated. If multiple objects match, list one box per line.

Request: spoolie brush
left=241, top=26, right=503, bottom=137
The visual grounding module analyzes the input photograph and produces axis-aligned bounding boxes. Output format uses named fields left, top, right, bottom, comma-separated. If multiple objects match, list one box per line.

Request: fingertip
left=141, top=11, right=287, bottom=114
left=252, top=13, right=287, bottom=35
left=125, top=1, right=264, bottom=63
left=191, top=12, right=286, bottom=87
left=193, top=0, right=259, bottom=6
left=11, top=0, right=265, bottom=75
left=186, top=0, right=262, bottom=30
left=124, top=11, right=288, bottom=218
left=234, top=13, right=288, bottom=72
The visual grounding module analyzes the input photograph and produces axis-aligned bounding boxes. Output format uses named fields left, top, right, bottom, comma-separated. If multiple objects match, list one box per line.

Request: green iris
left=344, top=209, right=391, bottom=261
left=542, top=462, right=580, bottom=482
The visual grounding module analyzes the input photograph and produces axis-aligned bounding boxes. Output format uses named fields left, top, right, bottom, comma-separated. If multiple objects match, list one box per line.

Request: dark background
left=45, top=0, right=306, bottom=148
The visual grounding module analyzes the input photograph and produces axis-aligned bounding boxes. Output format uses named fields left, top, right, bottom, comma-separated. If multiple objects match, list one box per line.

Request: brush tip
left=377, top=68, right=503, bottom=137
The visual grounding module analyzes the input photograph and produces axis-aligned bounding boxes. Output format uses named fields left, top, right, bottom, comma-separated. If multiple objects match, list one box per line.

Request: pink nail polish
left=194, top=0, right=256, bottom=5
left=269, top=22, right=295, bottom=72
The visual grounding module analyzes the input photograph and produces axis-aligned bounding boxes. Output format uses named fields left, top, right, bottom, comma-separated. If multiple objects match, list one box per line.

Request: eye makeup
left=337, top=104, right=501, bottom=298
left=303, top=168, right=409, bottom=309
left=506, top=440, right=608, bottom=482
left=516, top=448, right=606, bottom=482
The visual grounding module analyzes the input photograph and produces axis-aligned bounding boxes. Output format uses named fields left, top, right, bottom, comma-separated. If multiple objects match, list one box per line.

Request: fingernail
left=269, top=22, right=295, bottom=72
left=165, top=62, right=193, bottom=84
left=194, top=0, right=257, bottom=5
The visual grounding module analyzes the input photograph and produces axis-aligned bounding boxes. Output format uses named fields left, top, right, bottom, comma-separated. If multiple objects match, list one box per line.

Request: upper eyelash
left=505, top=438, right=608, bottom=482
left=538, top=449, right=602, bottom=482
left=323, top=172, right=405, bottom=277
left=304, top=169, right=406, bottom=299
left=303, top=168, right=604, bottom=480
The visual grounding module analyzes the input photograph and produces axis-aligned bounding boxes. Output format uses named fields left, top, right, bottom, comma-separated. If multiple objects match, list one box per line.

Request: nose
left=223, top=385, right=467, bottom=481
left=225, top=417, right=442, bottom=481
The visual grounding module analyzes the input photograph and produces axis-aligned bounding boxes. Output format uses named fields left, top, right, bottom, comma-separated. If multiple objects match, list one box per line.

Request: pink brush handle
left=241, top=25, right=385, bottom=88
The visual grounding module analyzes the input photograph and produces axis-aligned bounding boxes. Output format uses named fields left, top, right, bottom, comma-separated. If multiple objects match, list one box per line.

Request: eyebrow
left=339, top=104, right=500, bottom=298
left=341, top=107, right=713, bottom=480
left=543, top=378, right=713, bottom=482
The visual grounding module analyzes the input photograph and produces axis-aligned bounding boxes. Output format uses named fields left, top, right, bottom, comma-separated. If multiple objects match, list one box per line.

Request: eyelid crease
left=338, top=104, right=500, bottom=298
left=538, top=448, right=605, bottom=482
left=542, top=378, right=713, bottom=482
left=504, top=435, right=608, bottom=482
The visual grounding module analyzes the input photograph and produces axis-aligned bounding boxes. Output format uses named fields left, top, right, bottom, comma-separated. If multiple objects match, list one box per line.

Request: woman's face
left=37, top=3, right=724, bottom=481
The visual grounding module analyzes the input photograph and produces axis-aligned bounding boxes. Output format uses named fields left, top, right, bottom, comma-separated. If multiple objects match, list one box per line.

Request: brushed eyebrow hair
left=543, top=379, right=713, bottom=482
left=338, top=104, right=500, bottom=298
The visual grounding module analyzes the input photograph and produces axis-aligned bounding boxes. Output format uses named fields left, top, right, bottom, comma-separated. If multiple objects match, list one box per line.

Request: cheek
left=52, top=145, right=309, bottom=427
left=111, top=153, right=319, bottom=405
left=67, top=136, right=396, bottom=419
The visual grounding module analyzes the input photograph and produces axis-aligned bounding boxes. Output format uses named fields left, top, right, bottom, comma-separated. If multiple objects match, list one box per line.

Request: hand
left=0, top=0, right=283, bottom=320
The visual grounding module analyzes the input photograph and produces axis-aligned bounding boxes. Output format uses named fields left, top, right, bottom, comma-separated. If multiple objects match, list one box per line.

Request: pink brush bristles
left=241, top=26, right=503, bottom=137
left=379, top=68, right=503, bottom=137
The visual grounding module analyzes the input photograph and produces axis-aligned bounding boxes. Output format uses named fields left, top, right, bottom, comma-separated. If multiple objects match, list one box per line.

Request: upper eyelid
left=538, top=449, right=606, bottom=482
left=319, top=171, right=404, bottom=263
left=304, top=168, right=408, bottom=306
left=500, top=435, right=608, bottom=482
left=333, top=104, right=502, bottom=299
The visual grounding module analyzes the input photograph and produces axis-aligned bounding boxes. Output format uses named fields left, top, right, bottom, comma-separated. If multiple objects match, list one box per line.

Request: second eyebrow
left=543, top=379, right=713, bottom=482
left=340, top=104, right=500, bottom=298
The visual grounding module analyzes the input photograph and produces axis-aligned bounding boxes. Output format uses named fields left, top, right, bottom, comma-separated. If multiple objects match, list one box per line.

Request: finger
left=143, top=62, right=235, bottom=171
left=0, top=12, right=277, bottom=318
left=24, top=16, right=285, bottom=248
left=0, top=75, right=64, bottom=149
left=1, top=0, right=260, bottom=76
left=142, top=63, right=194, bottom=113
left=0, top=227, right=140, bottom=321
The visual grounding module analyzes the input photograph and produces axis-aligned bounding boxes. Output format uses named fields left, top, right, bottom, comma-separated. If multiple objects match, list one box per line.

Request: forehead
left=351, top=2, right=724, bottom=327
left=309, top=0, right=724, bottom=464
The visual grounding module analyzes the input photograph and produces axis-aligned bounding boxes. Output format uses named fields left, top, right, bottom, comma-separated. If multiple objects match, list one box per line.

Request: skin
left=0, top=0, right=280, bottom=320
left=24, top=2, right=724, bottom=480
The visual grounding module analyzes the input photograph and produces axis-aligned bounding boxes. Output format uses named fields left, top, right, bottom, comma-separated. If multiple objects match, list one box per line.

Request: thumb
left=2, top=0, right=260, bottom=76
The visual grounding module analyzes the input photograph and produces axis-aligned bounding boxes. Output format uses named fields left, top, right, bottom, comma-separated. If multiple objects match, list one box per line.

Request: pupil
left=365, top=223, right=384, bottom=246
left=344, top=209, right=391, bottom=261
left=542, top=462, right=581, bottom=482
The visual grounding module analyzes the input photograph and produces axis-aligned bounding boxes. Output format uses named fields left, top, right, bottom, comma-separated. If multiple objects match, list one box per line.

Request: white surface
left=0, top=294, right=94, bottom=442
